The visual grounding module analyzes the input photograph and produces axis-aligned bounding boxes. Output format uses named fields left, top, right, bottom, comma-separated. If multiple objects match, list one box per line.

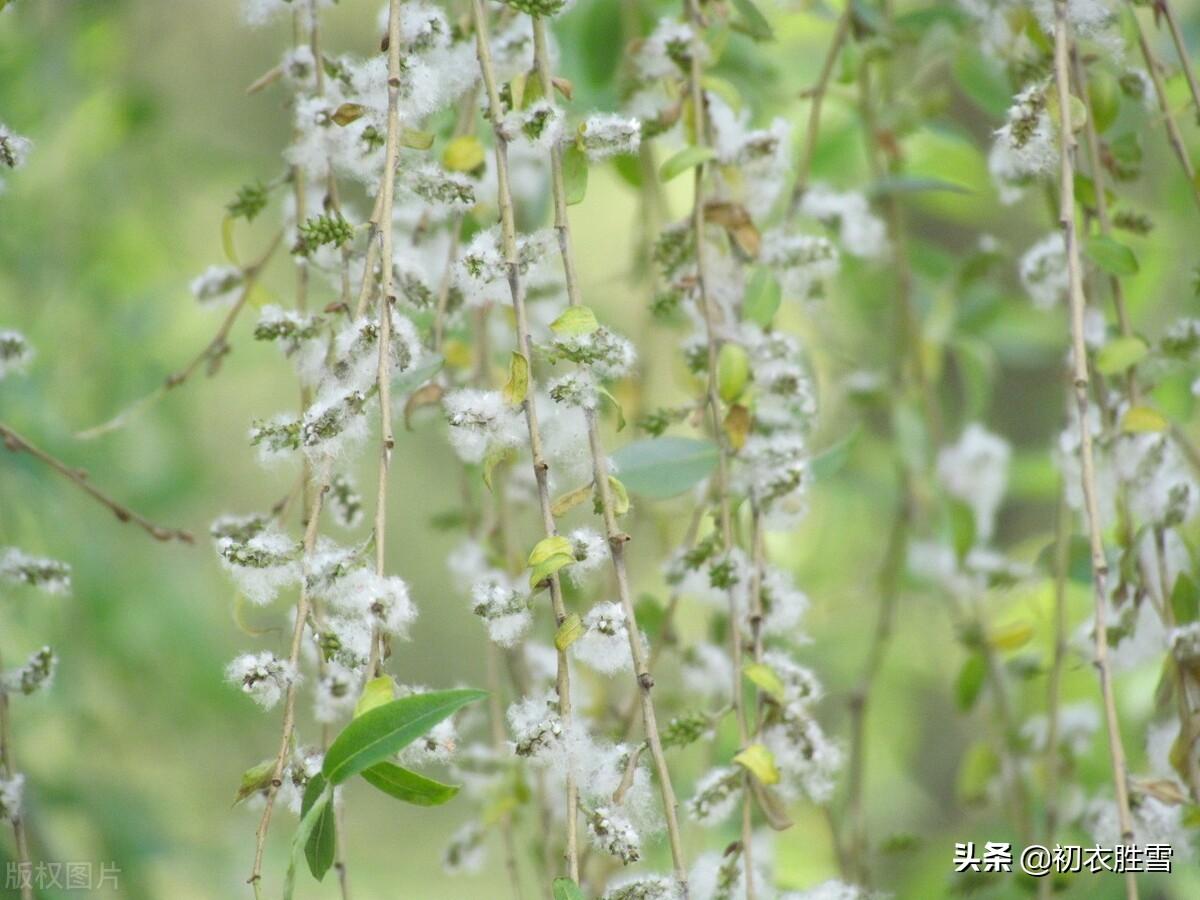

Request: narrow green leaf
left=361, top=761, right=460, bottom=806
left=302, top=775, right=337, bottom=881
left=563, top=143, right=589, bottom=206
left=1086, top=235, right=1139, bottom=277
left=955, top=652, right=986, bottom=711
left=284, top=781, right=332, bottom=899
left=597, top=386, right=626, bottom=431
left=611, top=437, right=720, bottom=499
left=867, top=175, right=972, bottom=197
left=659, top=145, right=717, bottom=182
left=730, top=0, right=774, bottom=40
left=743, top=267, right=781, bottom=327
left=1172, top=574, right=1200, bottom=626
left=323, top=689, right=486, bottom=785
left=1094, top=336, right=1148, bottom=375
left=809, top=427, right=860, bottom=481
left=553, top=877, right=586, bottom=900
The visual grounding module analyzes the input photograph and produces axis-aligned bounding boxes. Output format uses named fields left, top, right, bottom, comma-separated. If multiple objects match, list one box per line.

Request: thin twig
left=1130, top=7, right=1200, bottom=212
left=682, top=1, right=756, bottom=894
left=790, top=4, right=851, bottom=209
left=1153, top=0, right=1200, bottom=118
left=0, top=423, right=193, bottom=543
left=1052, top=9, right=1139, bottom=899
left=76, top=232, right=283, bottom=441
left=529, top=16, right=690, bottom=893
left=470, top=0, right=580, bottom=882
left=0, top=647, right=34, bottom=900
left=248, top=461, right=331, bottom=893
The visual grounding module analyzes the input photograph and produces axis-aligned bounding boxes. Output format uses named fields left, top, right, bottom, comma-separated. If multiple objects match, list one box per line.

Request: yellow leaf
left=503, top=351, right=529, bottom=407
left=552, top=482, right=593, bottom=517
left=743, top=662, right=786, bottom=702
left=717, top=343, right=750, bottom=403
left=606, top=476, right=630, bottom=517
left=528, top=536, right=576, bottom=588
left=1121, top=406, right=1168, bottom=433
left=988, top=620, right=1033, bottom=652
left=482, top=445, right=514, bottom=492
left=733, top=743, right=780, bottom=785
left=443, top=135, right=486, bottom=173
left=554, top=613, right=584, bottom=651
left=723, top=404, right=751, bottom=451
left=354, top=676, right=395, bottom=718
left=550, top=305, right=599, bottom=337
left=442, top=338, right=473, bottom=369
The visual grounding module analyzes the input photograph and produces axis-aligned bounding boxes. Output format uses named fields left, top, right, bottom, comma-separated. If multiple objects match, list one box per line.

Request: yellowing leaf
left=1122, top=406, right=1168, bottom=433
left=332, top=102, right=366, bottom=126
left=723, top=404, right=751, bottom=451
left=482, top=445, right=514, bottom=492
left=743, top=662, right=786, bottom=702
left=988, top=621, right=1033, bottom=652
left=554, top=613, right=584, bottom=651
left=234, top=758, right=276, bottom=805
left=550, top=305, right=599, bottom=337
left=606, top=476, right=630, bottom=517
left=354, top=676, right=396, bottom=719
left=443, top=135, right=486, bottom=173
left=1094, top=336, right=1148, bottom=375
left=442, top=338, right=473, bottom=370
left=552, top=482, right=593, bottom=517
left=401, top=129, right=435, bottom=150
left=528, top=535, right=575, bottom=587
left=503, top=351, right=529, bottom=407
left=733, top=743, right=780, bottom=785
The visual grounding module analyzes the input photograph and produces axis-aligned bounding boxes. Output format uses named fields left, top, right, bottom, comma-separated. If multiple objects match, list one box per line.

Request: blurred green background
left=2, top=0, right=1200, bottom=897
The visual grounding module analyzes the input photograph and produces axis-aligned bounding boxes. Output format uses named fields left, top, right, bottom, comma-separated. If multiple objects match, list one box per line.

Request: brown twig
left=0, top=423, right=193, bottom=543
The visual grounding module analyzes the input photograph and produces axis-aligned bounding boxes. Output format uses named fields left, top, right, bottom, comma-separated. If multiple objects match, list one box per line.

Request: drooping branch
left=0, top=423, right=193, bottom=544
left=1052, top=8, right=1140, bottom=899
left=470, top=0, right=581, bottom=881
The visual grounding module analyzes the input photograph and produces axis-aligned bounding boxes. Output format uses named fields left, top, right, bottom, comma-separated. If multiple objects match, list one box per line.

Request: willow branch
left=1052, top=10, right=1140, bottom=899
left=0, top=423, right=193, bottom=543
left=471, top=0, right=580, bottom=881
left=366, top=0, right=404, bottom=678
left=1130, top=7, right=1200, bottom=212
left=529, top=16, right=690, bottom=892
left=76, top=232, right=283, bottom=440
left=790, top=4, right=851, bottom=208
left=0, top=650, right=34, bottom=900
left=1153, top=0, right=1200, bottom=117
left=248, top=461, right=330, bottom=894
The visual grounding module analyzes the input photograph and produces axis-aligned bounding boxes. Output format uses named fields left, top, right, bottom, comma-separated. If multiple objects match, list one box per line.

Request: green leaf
left=610, top=437, right=720, bottom=499
left=717, top=343, right=750, bottom=403
left=606, top=475, right=630, bottom=516
left=1094, top=336, right=1148, bottom=375
left=302, top=775, right=336, bottom=881
left=552, top=878, right=586, bottom=900
left=354, top=676, right=394, bottom=719
left=733, top=743, right=780, bottom=785
left=221, top=215, right=240, bottom=266
left=954, top=45, right=1011, bottom=117
left=233, top=757, right=275, bottom=806
left=730, top=0, right=773, bottom=40
left=563, top=143, right=589, bottom=206
left=597, top=386, right=626, bottom=431
left=659, top=145, right=717, bottom=182
left=401, top=128, right=435, bottom=150
left=322, top=689, right=486, bottom=785
left=809, top=427, right=860, bottom=481
left=550, top=305, right=599, bottom=337
left=955, top=652, right=986, bottom=711
left=284, top=780, right=332, bottom=899
left=361, top=761, right=460, bottom=806
left=393, top=353, right=444, bottom=396
left=867, top=175, right=972, bottom=197
left=554, top=612, right=585, bottom=651
left=743, top=662, right=786, bottom=702
left=503, top=351, right=530, bottom=406
left=1086, top=235, right=1139, bottom=277
left=988, top=621, right=1034, bottom=652
left=948, top=498, right=976, bottom=562
left=1172, top=573, right=1200, bottom=626
left=743, top=267, right=781, bottom=327
left=482, top=445, right=515, bottom=492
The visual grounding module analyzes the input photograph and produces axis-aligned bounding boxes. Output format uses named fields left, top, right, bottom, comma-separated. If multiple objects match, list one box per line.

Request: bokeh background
left=2, top=0, right=1200, bottom=897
